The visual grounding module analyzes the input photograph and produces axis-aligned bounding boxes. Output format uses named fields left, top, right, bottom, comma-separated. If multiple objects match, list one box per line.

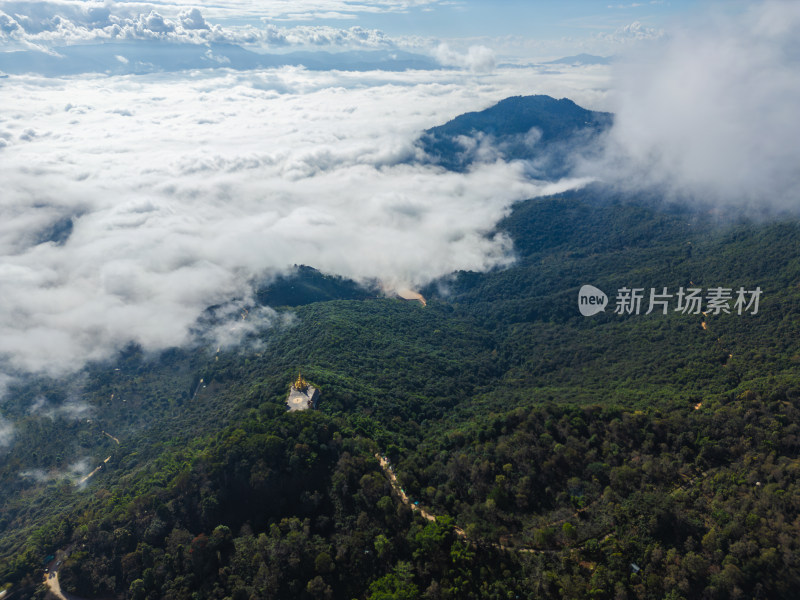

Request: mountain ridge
left=418, top=94, right=612, bottom=178
left=0, top=42, right=440, bottom=76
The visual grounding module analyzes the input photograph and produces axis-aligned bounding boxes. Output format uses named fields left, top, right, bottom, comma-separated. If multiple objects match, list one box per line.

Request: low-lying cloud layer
left=28, top=394, right=92, bottom=420
left=0, top=66, right=602, bottom=377
left=21, top=456, right=94, bottom=484
left=0, top=415, right=13, bottom=447
left=592, top=0, right=800, bottom=208
left=433, top=43, right=495, bottom=74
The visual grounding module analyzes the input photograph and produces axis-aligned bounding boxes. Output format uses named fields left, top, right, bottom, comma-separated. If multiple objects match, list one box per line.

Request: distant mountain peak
left=0, top=42, right=440, bottom=76
left=418, top=94, right=613, bottom=178
left=544, top=53, right=612, bottom=66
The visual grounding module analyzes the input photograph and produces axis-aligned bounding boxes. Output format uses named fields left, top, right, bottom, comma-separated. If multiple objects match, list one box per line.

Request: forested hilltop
left=2, top=101, right=800, bottom=599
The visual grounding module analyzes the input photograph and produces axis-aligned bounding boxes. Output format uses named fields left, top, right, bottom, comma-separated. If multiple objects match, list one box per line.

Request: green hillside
left=2, top=186, right=800, bottom=599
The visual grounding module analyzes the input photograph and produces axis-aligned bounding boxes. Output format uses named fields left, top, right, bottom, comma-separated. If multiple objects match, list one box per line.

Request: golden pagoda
left=293, top=372, right=309, bottom=393
left=287, top=372, right=319, bottom=412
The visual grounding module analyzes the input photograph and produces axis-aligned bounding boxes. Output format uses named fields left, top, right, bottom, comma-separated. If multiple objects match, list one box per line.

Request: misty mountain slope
left=432, top=187, right=800, bottom=410
left=3, top=89, right=800, bottom=597
left=418, top=95, right=613, bottom=177
left=256, top=265, right=378, bottom=307
left=0, top=297, right=500, bottom=579
left=4, top=185, right=800, bottom=599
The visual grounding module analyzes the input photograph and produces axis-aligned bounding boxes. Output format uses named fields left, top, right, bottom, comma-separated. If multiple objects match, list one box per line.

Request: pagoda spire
left=293, top=372, right=309, bottom=393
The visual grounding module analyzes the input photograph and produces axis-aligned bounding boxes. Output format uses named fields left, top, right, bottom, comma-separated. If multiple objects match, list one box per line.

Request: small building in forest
left=286, top=373, right=319, bottom=412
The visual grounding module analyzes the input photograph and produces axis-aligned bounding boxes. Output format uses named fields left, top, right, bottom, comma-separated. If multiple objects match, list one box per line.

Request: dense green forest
left=2, top=184, right=800, bottom=599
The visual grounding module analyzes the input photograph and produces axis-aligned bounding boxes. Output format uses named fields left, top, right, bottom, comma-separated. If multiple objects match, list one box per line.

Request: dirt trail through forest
left=376, top=454, right=547, bottom=552
left=376, top=454, right=710, bottom=558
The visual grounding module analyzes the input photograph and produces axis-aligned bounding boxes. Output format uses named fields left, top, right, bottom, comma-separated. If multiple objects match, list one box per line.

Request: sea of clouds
left=1, top=0, right=798, bottom=390
left=0, top=65, right=606, bottom=378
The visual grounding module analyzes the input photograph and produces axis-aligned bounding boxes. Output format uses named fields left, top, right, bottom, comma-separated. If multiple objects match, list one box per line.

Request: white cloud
left=0, top=415, right=13, bottom=447
left=0, top=3, right=402, bottom=51
left=0, top=65, right=605, bottom=377
left=179, top=8, right=210, bottom=30
left=28, top=394, right=92, bottom=419
left=0, top=0, right=444, bottom=23
left=20, top=468, right=54, bottom=483
left=200, top=301, right=291, bottom=350
left=20, top=457, right=92, bottom=484
left=259, top=23, right=394, bottom=48
left=67, top=457, right=92, bottom=477
left=596, top=20, right=663, bottom=45
left=433, top=43, right=496, bottom=73
left=0, top=2, right=438, bottom=52
left=0, top=2, right=663, bottom=68
left=585, top=0, right=800, bottom=208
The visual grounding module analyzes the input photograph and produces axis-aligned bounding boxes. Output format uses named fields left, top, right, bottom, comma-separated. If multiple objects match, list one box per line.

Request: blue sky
left=0, top=0, right=746, bottom=60
left=345, top=0, right=703, bottom=39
